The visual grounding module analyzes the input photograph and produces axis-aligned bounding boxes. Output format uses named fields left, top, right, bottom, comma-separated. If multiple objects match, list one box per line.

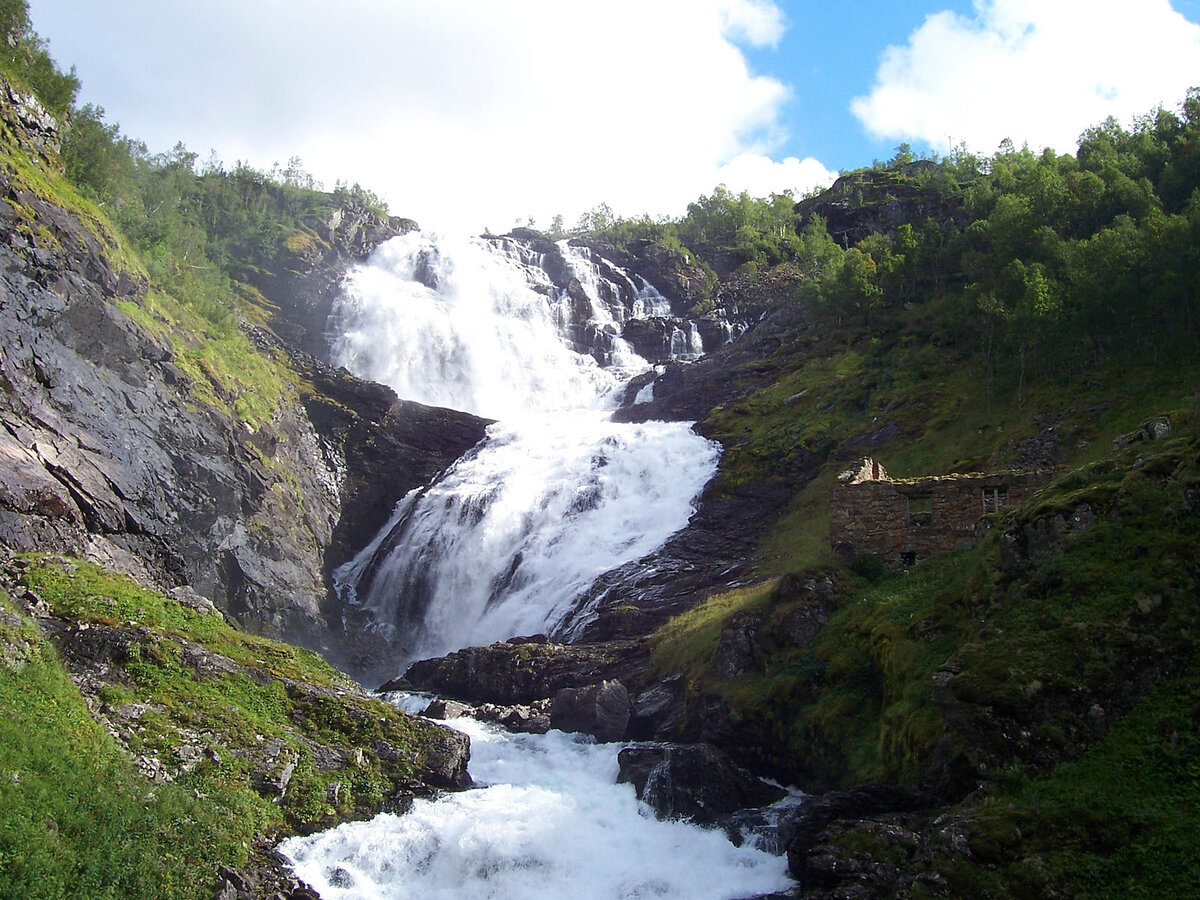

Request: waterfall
left=330, top=232, right=720, bottom=661
left=284, top=232, right=795, bottom=900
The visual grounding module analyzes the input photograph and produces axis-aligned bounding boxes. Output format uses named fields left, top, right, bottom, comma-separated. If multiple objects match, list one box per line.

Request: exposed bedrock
left=0, top=101, right=487, bottom=666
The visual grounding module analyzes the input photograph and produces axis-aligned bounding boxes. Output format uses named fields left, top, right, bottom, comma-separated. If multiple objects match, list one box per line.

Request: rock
left=794, top=163, right=963, bottom=248
left=250, top=739, right=297, bottom=797
left=773, top=570, right=838, bottom=649
left=715, top=612, right=761, bottom=678
left=1113, top=415, right=1172, bottom=451
left=783, top=784, right=937, bottom=881
left=417, top=727, right=472, bottom=790
left=424, top=698, right=469, bottom=720
left=629, top=674, right=685, bottom=740
left=550, top=680, right=631, bottom=742
left=498, top=705, right=551, bottom=734
left=375, top=674, right=413, bottom=693
left=402, top=638, right=645, bottom=706
left=617, top=742, right=787, bottom=826
left=246, top=201, right=415, bottom=361
left=0, top=136, right=489, bottom=674
left=472, top=700, right=552, bottom=734
left=999, top=503, right=1098, bottom=573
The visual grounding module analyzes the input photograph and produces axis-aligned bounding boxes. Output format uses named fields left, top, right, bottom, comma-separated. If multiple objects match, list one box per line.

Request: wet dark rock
left=214, top=842, right=322, bottom=900
left=550, top=679, right=632, bottom=742
left=401, top=637, right=646, bottom=706
left=0, top=124, right=488, bottom=672
left=617, top=742, right=786, bottom=826
left=571, top=475, right=796, bottom=642
left=629, top=674, right=686, bottom=740
left=566, top=236, right=713, bottom=315
left=246, top=203, right=416, bottom=361
left=471, top=700, right=552, bottom=734
left=620, top=316, right=700, bottom=364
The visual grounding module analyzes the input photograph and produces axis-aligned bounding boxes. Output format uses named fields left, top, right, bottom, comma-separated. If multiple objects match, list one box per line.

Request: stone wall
left=830, top=458, right=1050, bottom=566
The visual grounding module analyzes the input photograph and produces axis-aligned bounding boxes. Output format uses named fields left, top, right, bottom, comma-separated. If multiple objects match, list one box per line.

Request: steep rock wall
left=0, top=84, right=487, bottom=671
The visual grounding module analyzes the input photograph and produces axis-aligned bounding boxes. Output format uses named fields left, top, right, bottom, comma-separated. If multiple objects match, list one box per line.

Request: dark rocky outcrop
left=568, top=235, right=716, bottom=314
left=550, top=679, right=632, bottom=742
left=620, top=316, right=689, bottom=363
left=399, top=636, right=647, bottom=707
left=783, top=785, right=937, bottom=875
left=793, top=162, right=963, bottom=248
left=617, top=742, right=787, bottom=826
left=246, top=204, right=418, bottom=361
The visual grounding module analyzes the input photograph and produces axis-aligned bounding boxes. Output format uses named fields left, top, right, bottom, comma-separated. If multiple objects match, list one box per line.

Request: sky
left=27, top=0, right=1200, bottom=233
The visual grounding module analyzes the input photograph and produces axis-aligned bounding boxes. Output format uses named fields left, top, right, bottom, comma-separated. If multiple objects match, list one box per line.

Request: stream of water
left=281, top=710, right=793, bottom=899
left=280, top=232, right=794, bottom=897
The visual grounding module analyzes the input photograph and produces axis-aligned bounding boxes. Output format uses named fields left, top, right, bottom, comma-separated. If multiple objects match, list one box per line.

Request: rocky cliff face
left=247, top=202, right=418, bottom=361
left=794, top=160, right=963, bottom=247
left=0, top=85, right=486, bottom=672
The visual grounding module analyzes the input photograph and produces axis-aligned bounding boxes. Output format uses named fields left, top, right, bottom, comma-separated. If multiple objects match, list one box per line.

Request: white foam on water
left=280, top=718, right=793, bottom=900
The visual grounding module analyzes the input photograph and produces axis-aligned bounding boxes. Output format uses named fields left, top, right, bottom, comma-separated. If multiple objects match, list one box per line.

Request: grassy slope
left=648, top=280, right=1200, bottom=894
left=0, top=557, right=458, bottom=899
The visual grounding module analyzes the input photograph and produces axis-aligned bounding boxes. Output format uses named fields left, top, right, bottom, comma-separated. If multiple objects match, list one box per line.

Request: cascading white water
left=331, top=232, right=720, bottom=661
left=286, top=233, right=796, bottom=899
left=559, top=242, right=673, bottom=325
left=332, top=233, right=630, bottom=418
left=337, top=412, right=719, bottom=657
left=280, top=714, right=794, bottom=899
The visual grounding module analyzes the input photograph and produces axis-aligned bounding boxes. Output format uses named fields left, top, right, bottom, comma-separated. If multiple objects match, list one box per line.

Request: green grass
left=1006, top=656, right=1200, bottom=898
left=17, top=559, right=341, bottom=686
left=655, top=413, right=1200, bottom=795
left=0, top=595, right=271, bottom=899
left=0, top=558, right=460, bottom=899
left=116, top=288, right=293, bottom=431
left=0, top=128, right=144, bottom=281
left=651, top=580, right=776, bottom=683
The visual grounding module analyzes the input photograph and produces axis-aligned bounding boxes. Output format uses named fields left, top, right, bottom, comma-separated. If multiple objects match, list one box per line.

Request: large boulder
left=782, top=784, right=936, bottom=883
left=550, top=680, right=631, bottom=742
left=617, top=742, right=786, bottom=826
left=399, top=637, right=646, bottom=706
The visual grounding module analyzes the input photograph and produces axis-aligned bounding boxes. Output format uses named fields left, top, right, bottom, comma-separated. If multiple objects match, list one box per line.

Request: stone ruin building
left=829, top=457, right=1051, bottom=566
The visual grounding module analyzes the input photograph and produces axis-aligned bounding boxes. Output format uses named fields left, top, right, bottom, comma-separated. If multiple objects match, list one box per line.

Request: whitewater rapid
left=280, top=711, right=794, bottom=900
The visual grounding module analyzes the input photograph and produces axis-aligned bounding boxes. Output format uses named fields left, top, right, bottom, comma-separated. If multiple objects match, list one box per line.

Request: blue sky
left=27, top=1, right=1200, bottom=232
left=743, top=0, right=975, bottom=164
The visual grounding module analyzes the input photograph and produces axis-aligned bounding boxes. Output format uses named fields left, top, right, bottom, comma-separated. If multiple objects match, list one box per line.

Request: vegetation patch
left=0, top=557, right=462, bottom=899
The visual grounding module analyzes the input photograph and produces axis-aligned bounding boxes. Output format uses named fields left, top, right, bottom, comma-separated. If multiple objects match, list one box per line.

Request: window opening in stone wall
left=981, top=486, right=1009, bottom=514
left=907, top=494, right=933, bottom=526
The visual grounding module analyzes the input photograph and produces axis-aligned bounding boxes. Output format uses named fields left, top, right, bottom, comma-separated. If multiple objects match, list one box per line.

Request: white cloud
left=716, top=0, right=788, bottom=47
left=32, top=0, right=823, bottom=233
left=851, top=0, right=1200, bottom=156
left=714, top=154, right=837, bottom=198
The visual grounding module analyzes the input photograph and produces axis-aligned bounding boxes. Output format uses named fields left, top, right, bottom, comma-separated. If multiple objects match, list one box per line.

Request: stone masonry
left=829, top=458, right=1051, bottom=566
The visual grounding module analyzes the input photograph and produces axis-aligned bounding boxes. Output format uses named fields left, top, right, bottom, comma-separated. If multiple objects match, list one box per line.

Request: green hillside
left=1, top=0, right=1198, bottom=894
